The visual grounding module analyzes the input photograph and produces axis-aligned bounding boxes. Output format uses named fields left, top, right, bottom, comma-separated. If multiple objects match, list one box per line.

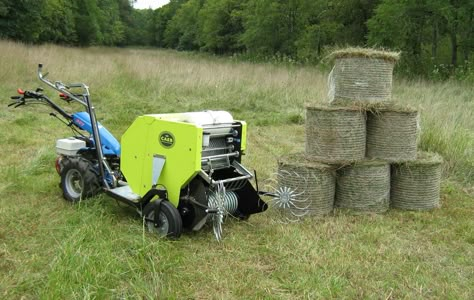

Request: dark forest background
left=1, top=0, right=473, bottom=80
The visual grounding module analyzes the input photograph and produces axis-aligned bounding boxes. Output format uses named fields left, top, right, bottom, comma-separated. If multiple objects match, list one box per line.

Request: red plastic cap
left=17, top=88, right=25, bottom=95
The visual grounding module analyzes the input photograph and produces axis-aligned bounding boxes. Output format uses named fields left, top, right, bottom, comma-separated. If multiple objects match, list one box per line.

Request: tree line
left=1, top=0, right=473, bottom=79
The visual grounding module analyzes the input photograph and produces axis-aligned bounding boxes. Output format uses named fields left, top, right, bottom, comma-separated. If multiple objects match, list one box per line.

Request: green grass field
left=0, top=40, right=473, bottom=299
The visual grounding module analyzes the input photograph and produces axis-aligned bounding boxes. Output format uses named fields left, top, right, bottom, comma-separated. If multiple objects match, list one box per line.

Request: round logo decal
left=159, top=131, right=175, bottom=148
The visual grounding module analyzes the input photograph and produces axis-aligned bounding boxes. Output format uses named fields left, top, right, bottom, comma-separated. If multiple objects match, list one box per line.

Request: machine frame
left=8, top=64, right=268, bottom=240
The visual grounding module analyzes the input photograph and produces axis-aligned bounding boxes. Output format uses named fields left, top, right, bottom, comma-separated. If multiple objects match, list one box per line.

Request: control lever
left=8, top=95, right=24, bottom=107
left=7, top=100, right=26, bottom=108
left=14, top=101, right=25, bottom=108
left=49, top=112, right=71, bottom=126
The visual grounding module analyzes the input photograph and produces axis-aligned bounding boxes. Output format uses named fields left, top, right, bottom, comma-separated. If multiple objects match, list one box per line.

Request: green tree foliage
left=74, top=0, right=102, bottom=46
left=39, top=0, right=76, bottom=44
left=152, top=0, right=187, bottom=47
left=126, top=9, right=155, bottom=46
left=97, top=0, right=126, bottom=45
left=369, top=0, right=474, bottom=76
left=198, top=0, right=245, bottom=54
left=240, top=0, right=309, bottom=56
left=0, top=0, right=46, bottom=43
left=164, top=0, right=204, bottom=50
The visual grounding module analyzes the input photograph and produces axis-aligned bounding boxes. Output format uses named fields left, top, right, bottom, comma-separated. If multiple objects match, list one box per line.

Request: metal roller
left=208, top=190, right=239, bottom=215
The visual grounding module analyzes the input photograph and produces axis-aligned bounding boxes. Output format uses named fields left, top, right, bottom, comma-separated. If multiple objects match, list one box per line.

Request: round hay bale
left=306, top=106, right=366, bottom=163
left=366, top=106, right=419, bottom=162
left=327, top=48, right=400, bottom=104
left=277, top=153, right=336, bottom=218
left=335, top=160, right=390, bottom=214
left=391, top=152, right=443, bottom=210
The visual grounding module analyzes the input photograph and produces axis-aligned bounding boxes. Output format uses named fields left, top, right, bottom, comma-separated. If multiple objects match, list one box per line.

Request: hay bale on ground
left=391, top=152, right=443, bottom=210
left=327, top=48, right=400, bottom=104
left=277, top=154, right=336, bottom=218
left=335, top=160, right=390, bottom=214
left=306, top=105, right=366, bottom=163
left=366, top=106, right=419, bottom=162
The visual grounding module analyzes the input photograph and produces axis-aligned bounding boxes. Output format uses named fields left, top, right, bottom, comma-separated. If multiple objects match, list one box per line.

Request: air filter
left=336, top=160, right=390, bottom=214
left=306, top=105, right=366, bottom=163
left=391, top=152, right=443, bottom=210
left=366, top=106, right=419, bottom=162
left=327, top=48, right=399, bottom=104
left=276, top=153, right=336, bottom=219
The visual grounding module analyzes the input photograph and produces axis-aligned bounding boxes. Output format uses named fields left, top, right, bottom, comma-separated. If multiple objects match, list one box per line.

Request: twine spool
left=391, top=152, right=443, bottom=210
left=336, top=160, right=391, bottom=214
left=277, top=154, right=336, bottom=218
left=328, top=49, right=399, bottom=104
left=367, top=107, right=419, bottom=162
left=306, top=106, right=366, bottom=163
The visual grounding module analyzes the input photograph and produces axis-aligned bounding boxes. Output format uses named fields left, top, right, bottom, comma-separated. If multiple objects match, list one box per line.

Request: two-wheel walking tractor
left=8, top=65, right=268, bottom=240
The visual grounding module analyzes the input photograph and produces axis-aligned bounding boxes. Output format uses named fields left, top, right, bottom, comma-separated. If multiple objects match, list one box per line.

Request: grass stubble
left=0, top=41, right=472, bottom=299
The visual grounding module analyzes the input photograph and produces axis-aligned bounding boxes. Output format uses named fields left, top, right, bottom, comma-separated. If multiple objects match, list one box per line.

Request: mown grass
left=0, top=40, right=473, bottom=299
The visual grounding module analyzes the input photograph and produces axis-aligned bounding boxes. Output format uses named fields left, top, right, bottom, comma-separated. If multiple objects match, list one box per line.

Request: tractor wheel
left=143, top=200, right=182, bottom=239
left=60, top=157, right=101, bottom=202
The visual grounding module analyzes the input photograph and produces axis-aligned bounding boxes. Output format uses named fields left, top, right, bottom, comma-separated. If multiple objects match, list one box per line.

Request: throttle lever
left=8, top=95, right=24, bottom=107
left=14, top=101, right=25, bottom=108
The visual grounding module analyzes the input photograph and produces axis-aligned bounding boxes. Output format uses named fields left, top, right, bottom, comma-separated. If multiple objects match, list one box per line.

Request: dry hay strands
left=366, top=105, right=419, bottom=162
left=276, top=153, right=336, bottom=218
left=306, top=105, right=366, bottom=163
left=327, top=48, right=400, bottom=104
left=391, top=152, right=443, bottom=211
left=335, top=160, right=391, bottom=214
left=327, top=47, right=401, bottom=63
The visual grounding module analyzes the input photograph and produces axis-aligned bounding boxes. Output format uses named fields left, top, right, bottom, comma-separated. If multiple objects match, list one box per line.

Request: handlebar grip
left=11, top=96, right=21, bottom=100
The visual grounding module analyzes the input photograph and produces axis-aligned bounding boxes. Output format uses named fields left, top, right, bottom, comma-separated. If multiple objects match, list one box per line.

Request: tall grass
left=0, top=40, right=473, bottom=299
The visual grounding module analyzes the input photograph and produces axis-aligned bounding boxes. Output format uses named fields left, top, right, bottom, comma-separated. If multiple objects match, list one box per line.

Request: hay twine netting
left=366, top=107, right=420, bottom=162
left=274, top=154, right=336, bottom=221
left=306, top=106, right=366, bottom=163
left=336, top=161, right=391, bottom=214
left=391, top=152, right=443, bottom=210
left=327, top=48, right=400, bottom=104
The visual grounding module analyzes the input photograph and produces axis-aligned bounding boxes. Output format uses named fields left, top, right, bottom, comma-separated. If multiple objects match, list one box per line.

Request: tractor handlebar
left=37, top=64, right=88, bottom=107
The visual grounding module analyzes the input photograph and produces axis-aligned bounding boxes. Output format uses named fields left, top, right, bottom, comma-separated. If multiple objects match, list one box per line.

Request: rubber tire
left=143, top=201, right=183, bottom=239
left=60, top=157, right=101, bottom=202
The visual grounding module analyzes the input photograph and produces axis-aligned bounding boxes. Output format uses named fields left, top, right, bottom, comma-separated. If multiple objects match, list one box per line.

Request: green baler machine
left=116, top=111, right=267, bottom=239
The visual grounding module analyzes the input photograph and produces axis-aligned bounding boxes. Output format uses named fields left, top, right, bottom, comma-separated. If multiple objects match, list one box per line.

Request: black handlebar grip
left=39, top=63, right=43, bottom=68
left=10, top=96, right=21, bottom=100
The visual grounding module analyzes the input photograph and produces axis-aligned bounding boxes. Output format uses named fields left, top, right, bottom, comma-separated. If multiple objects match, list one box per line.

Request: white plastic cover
left=150, top=111, right=234, bottom=126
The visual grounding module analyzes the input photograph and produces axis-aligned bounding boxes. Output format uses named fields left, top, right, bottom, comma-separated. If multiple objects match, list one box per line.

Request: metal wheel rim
left=146, top=211, right=170, bottom=236
left=65, top=169, right=83, bottom=199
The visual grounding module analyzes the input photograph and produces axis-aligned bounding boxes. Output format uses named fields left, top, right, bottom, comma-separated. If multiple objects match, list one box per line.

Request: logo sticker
left=159, top=132, right=175, bottom=148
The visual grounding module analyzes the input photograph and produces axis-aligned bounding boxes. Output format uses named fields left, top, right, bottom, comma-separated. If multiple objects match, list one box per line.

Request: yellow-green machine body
left=119, top=111, right=267, bottom=231
left=121, top=115, right=203, bottom=206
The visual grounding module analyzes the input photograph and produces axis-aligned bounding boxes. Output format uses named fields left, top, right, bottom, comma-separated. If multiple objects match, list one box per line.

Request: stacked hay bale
left=305, top=106, right=366, bottom=163
left=277, top=47, right=443, bottom=218
left=335, top=161, right=391, bottom=214
left=277, top=154, right=336, bottom=218
left=366, top=106, right=419, bottom=162
left=391, top=152, right=443, bottom=210
left=328, top=48, right=399, bottom=104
